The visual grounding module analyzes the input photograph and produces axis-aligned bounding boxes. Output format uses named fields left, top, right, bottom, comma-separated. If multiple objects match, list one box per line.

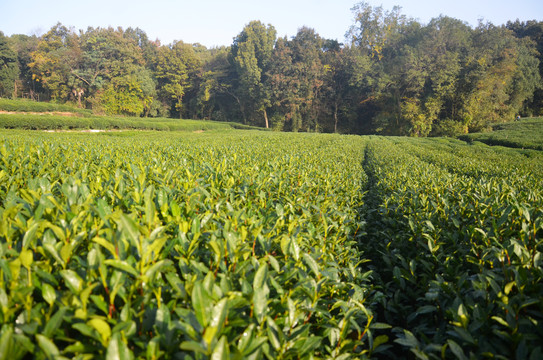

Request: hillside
left=0, top=99, right=260, bottom=132
left=458, top=117, right=543, bottom=151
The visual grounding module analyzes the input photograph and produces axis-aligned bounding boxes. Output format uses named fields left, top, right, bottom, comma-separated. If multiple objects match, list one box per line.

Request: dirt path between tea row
left=0, top=111, right=78, bottom=116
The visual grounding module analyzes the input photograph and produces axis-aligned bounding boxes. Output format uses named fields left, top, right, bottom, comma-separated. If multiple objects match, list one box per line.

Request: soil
left=43, top=129, right=108, bottom=133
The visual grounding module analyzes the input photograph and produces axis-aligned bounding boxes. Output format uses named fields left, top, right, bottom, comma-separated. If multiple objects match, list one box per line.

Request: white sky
left=1, top=0, right=542, bottom=47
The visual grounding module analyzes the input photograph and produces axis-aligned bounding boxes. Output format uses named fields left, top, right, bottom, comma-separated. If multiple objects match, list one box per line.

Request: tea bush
left=360, top=136, right=543, bottom=359
left=1, top=130, right=541, bottom=359
left=0, top=131, right=377, bottom=359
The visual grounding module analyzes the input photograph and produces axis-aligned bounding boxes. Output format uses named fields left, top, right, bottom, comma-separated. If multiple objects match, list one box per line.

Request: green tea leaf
left=22, top=223, right=39, bottom=250
left=180, top=341, right=207, bottom=354
left=210, top=298, right=228, bottom=331
left=60, top=269, right=83, bottom=295
left=253, top=288, right=268, bottom=324
left=211, top=335, right=229, bottom=360
left=266, top=317, right=282, bottom=351
left=43, top=244, right=65, bottom=266
left=144, top=259, right=173, bottom=280
left=104, top=259, right=138, bottom=277
left=298, top=336, right=322, bottom=355
left=36, top=334, right=60, bottom=358
left=275, top=203, right=284, bottom=218
left=60, top=243, right=72, bottom=264
left=302, top=253, right=319, bottom=276
left=119, top=214, right=141, bottom=251
left=237, top=324, right=255, bottom=353
left=0, top=327, right=13, bottom=359
left=88, top=318, right=111, bottom=344
left=19, top=249, right=33, bottom=269
left=447, top=339, right=468, bottom=360
left=394, top=330, right=419, bottom=348
left=43, top=307, right=67, bottom=338
left=92, top=237, right=117, bottom=258
left=192, top=280, right=213, bottom=328
left=144, top=235, right=168, bottom=263
left=491, top=316, right=510, bottom=328
left=373, top=335, right=389, bottom=351
left=106, top=332, right=134, bottom=360
left=253, top=263, right=268, bottom=290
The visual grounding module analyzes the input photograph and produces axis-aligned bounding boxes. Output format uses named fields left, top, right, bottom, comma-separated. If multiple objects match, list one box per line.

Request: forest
left=0, top=2, right=542, bottom=136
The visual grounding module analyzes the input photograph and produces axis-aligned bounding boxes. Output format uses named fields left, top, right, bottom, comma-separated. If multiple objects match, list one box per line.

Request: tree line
left=0, top=2, right=542, bottom=136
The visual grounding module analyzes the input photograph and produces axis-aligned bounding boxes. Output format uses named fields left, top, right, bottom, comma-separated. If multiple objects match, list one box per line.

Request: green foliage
left=4, top=12, right=543, bottom=134
left=0, top=130, right=375, bottom=359
left=0, top=32, right=19, bottom=98
left=507, top=20, right=543, bottom=116
left=271, top=27, right=327, bottom=132
left=154, top=41, right=200, bottom=118
left=28, top=23, right=80, bottom=102
left=360, top=136, right=543, bottom=358
left=346, top=4, right=541, bottom=136
left=0, top=99, right=268, bottom=131
left=0, top=129, right=542, bottom=358
left=457, top=24, right=540, bottom=132
left=98, top=77, right=148, bottom=117
left=231, top=21, right=277, bottom=127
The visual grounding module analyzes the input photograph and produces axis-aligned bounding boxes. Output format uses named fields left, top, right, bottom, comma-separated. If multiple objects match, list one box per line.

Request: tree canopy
left=2, top=2, right=542, bottom=135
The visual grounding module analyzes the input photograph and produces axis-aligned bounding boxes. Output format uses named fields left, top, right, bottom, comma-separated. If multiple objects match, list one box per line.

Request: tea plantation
left=0, top=130, right=541, bottom=359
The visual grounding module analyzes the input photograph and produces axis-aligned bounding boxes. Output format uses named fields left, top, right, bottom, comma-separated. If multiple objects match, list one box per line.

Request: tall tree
left=0, top=31, right=20, bottom=98
left=398, top=16, right=473, bottom=136
left=8, top=34, right=40, bottom=99
left=193, top=46, right=241, bottom=121
left=421, top=16, right=472, bottom=135
left=77, top=26, right=154, bottom=115
left=154, top=41, right=200, bottom=118
left=267, top=28, right=327, bottom=132
left=268, top=36, right=298, bottom=130
left=231, top=21, right=276, bottom=127
left=348, top=3, right=540, bottom=136
left=349, top=2, right=407, bottom=60
left=459, top=23, right=540, bottom=131
left=320, top=40, right=346, bottom=132
left=507, top=20, right=543, bottom=116
left=29, top=23, right=81, bottom=102
left=288, top=27, right=326, bottom=131
left=349, top=3, right=419, bottom=135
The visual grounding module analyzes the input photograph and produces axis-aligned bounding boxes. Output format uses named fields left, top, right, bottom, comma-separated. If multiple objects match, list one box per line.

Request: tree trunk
left=334, top=99, right=339, bottom=133
left=221, top=86, right=247, bottom=124
left=263, top=108, right=269, bottom=129
left=77, top=90, right=83, bottom=108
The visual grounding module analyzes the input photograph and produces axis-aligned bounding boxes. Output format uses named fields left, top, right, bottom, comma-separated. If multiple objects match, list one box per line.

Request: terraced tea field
left=0, top=130, right=541, bottom=359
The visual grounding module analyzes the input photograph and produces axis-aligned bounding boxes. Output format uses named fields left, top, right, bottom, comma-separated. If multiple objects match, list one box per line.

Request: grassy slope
left=0, top=98, right=264, bottom=132
left=0, top=98, right=93, bottom=116
left=458, top=117, right=543, bottom=150
left=0, top=113, right=240, bottom=131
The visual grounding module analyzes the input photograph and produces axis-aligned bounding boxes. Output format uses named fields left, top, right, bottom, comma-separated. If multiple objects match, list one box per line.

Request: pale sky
left=1, top=0, right=542, bottom=47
